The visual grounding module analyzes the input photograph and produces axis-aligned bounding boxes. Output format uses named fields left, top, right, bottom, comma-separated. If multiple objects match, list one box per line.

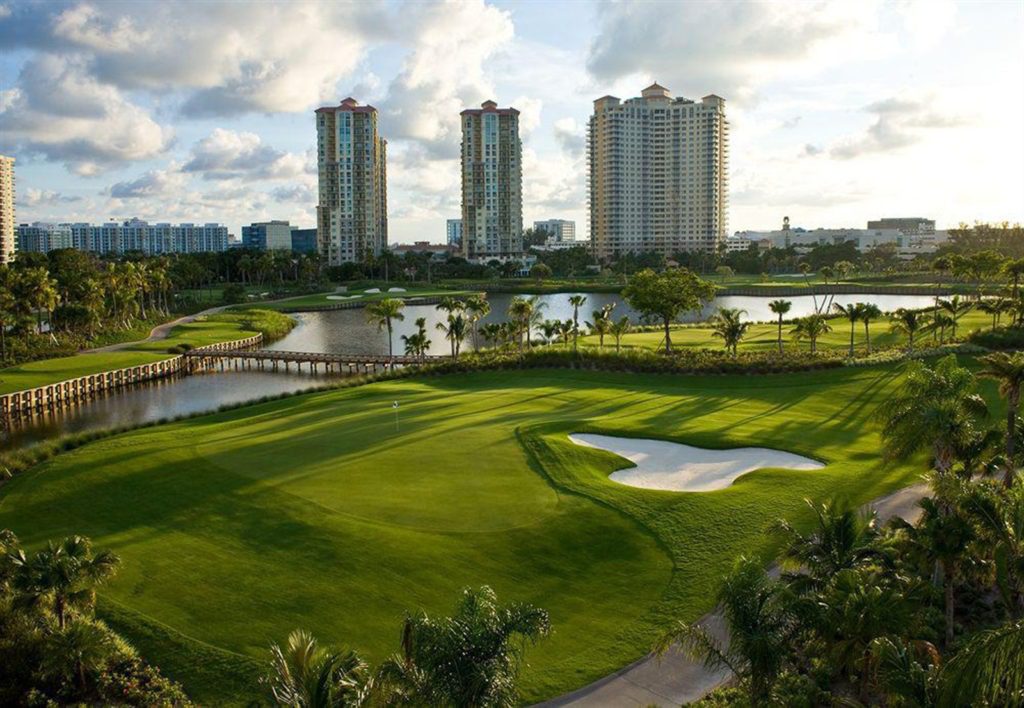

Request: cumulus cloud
left=379, top=0, right=514, bottom=154
left=553, top=118, right=585, bottom=156
left=830, top=95, right=971, bottom=159
left=108, top=166, right=188, bottom=199
left=21, top=188, right=82, bottom=207
left=183, top=129, right=305, bottom=181
left=587, top=2, right=892, bottom=103
left=0, top=54, right=172, bottom=175
left=271, top=184, right=317, bottom=203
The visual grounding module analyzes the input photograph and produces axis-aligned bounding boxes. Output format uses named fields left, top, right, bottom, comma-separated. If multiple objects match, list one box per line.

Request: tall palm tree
left=567, top=295, right=587, bottom=351
left=938, top=296, right=971, bottom=340
left=931, top=311, right=955, bottom=344
left=586, top=304, right=615, bottom=348
left=790, top=313, right=832, bottom=353
left=507, top=296, right=533, bottom=352
left=655, top=556, right=793, bottom=705
left=436, top=313, right=469, bottom=360
left=609, top=316, right=631, bottom=353
left=464, top=295, right=490, bottom=350
left=890, top=308, right=925, bottom=352
left=400, top=317, right=431, bottom=362
left=710, top=307, right=750, bottom=356
left=365, top=298, right=405, bottom=360
left=12, top=536, right=120, bottom=629
left=263, top=629, right=373, bottom=707
left=978, top=351, right=1024, bottom=487
left=377, top=586, right=549, bottom=707
left=833, top=302, right=862, bottom=357
left=860, top=302, right=882, bottom=354
left=878, top=355, right=988, bottom=477
left=768, top=299, right=791, bottom=354
left=771, top=499, right=881, bottom=594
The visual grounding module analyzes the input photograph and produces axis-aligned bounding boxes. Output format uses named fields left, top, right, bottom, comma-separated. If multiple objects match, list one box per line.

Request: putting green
left=0, top=366, right=930, bottom=704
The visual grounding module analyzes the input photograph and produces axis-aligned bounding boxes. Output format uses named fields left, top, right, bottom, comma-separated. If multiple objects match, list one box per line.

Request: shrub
left=969, top=324, right=1024, bottom=350
left=221, top=283, right=247, bottom=305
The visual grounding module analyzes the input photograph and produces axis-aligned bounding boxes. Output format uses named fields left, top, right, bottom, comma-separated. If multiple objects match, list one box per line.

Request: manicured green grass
left=0, top=310, right=293, bottom=395
left=582, top=308, right=996, bottom=353
left=0, top=364, right=950, bottom=704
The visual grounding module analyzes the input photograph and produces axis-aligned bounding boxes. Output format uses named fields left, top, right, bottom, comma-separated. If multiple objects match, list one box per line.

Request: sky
left=1, top=0, right=1022, bottom=244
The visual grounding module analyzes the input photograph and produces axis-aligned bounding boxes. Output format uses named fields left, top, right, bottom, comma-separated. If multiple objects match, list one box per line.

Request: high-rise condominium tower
left=588, top=84, right=729, bottom=258
left=460, top=100, right=523, bottom=260
left=315, top=98, right=388, bottom=265
left=0, top=155, right=15, bottom=263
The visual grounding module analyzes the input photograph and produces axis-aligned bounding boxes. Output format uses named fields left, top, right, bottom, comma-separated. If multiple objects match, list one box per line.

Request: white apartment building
left=533, top=219, right=576, bottom=243
left=461, top=101, right=523, bottom=260
left=729, top=225, right=949, bottom=260
left=0, top=155, right=15, bottom=263
left=446, top=218, right=463, bottom=247
left=589, top=83, right=729, bottom=259
left=17, top=219, right=228, bottom=255
left=316, top=98, right=388, bottom=265
left=17, top=222, right=72, bottom=253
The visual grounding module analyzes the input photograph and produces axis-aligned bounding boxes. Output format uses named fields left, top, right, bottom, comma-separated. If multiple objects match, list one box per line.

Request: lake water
left=1, top=291, right=941, bottom=449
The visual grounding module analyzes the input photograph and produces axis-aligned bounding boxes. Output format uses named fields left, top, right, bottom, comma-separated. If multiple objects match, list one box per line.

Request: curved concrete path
left=87, top=305, right=230, bottom=353
left=537, top=482, right=929, bottom=707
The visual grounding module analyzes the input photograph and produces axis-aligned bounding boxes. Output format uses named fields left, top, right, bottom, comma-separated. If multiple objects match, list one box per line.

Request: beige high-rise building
left=0, top=155, right=15, bottom=264
left=460, top=101, right=523, bottom=260
left=588, top=83, right=729, bottom=259
left=315, top=98, right=388, bottom=265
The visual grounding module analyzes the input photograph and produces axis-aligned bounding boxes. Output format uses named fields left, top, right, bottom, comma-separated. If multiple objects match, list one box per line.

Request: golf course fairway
left=0, top=365, right=929, bottom=704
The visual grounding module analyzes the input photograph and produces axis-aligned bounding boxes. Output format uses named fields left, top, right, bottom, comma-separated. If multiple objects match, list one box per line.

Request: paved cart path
left=538, top=482, right=929, bottom=708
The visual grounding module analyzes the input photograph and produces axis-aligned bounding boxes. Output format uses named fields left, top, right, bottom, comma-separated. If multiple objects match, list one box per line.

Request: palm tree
left=655, top=557, right=793, bottom=705
left=833, top=302, right=862, bottom=357
left=710, top=307, right=749, bottom=356
left=938, top=618, right=1024, bottom=706
left=538, top=319, right=560, bottom=345
left=978, top=351, right=1024, bottom=487
left=878, top=355, right=988, bottom=477
left=41, top=618, right=122, bottom=694
left=938, top=295, right=972, bottom=340
left=799, top=261, right=820, bottom=313
left=768, top=299, right=791, bottom=354
left=464, top=295, right=490, bottom=350
left=609, top=316, right=631, bottom=353
left=894, top=496, right=976, bottom=646
left=479, top=322, right=503, bottom=350
left=978, top=297, right=1012, bottom=331
left=507, top=296, right=533, bottom=352
left=377, top=586, right=549, bottom=707
left=931, top=311, right=955, bottom=344
left=263, top=629, right=373, bottom=707
left=890, top=308, right=926, bottom=352
left=365, top=298, right=405, bottom=361
left=400, top=317, right=431, bottom=362
left=961, top=482, right=1024, bottom=615
left=860, top=302, right=882, bottom=354
left=436, top=313, right=469, bottom=360
left=1003, top=258, right=1024, bottom=301
left=567, top=295, right=587, bottom=351
left=586, top=304, right=615, bottom=348
left=12, top=536, right=120, bottom=629
left=771, top=499, right=881, bottom=594
left=558, top=319, right=574, bottom=348
left=790, top=313, right=832, bottom=353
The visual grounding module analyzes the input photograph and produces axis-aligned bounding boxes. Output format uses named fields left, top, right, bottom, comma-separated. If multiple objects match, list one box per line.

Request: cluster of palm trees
left=664, top=354, right=1024, bottom=705
left=262, top=586, right=549, bottom=707
left=0, top=258, right=175, bottom=362
left=0, top=532, right=188, bottom=703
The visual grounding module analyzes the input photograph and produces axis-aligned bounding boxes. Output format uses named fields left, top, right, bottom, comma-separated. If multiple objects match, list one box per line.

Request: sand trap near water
left=388, top=287, right=407, bottom=292
left=569, top=433, right=824, bottom=492
left=364, top=288, right=381, bottom=294
left=326, top=294, right=363, bottom=300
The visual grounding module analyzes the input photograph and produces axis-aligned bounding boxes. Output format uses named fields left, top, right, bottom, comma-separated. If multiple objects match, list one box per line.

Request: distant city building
left=242, top=220, right=293, bottom=250
left=729, top=223, right=949, bottom=260
left=533, top=219, right=576, bottom=243
left=391, top=241, right=459, bottom=258
left=316, top=97, right=388, bottom=265
left=589, top=84, right=729, bottom=258
left=16, top=219, right=228, bottom=255
left=866, top=217, right=936, bottom=235
left=446, top=218, right=463, bottom=247
left=16, top=222, right=72, bottom=253
left=0, top=155, right=15, bottom=263
left=290, top=227, right=318, bottom=254
left=460, top=100, right=523, bottom=261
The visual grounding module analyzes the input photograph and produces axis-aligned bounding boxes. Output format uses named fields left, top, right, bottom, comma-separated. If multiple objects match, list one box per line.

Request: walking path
left=88, top=306, right=230, bottom=353
left=538, top=481, right=929, bottom=707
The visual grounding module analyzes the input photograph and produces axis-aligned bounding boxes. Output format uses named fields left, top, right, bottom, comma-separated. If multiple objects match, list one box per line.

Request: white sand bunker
left=364, top=287, right=381, bottom=294
left=326, top=294, right=363, bottom=300
left=388, top=287, right=407, bottom=292
left=569, top=433, right=824, bottom=492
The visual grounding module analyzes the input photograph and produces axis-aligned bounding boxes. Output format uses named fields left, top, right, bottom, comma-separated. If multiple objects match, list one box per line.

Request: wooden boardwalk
left=183, top=348, right=445, bottom=374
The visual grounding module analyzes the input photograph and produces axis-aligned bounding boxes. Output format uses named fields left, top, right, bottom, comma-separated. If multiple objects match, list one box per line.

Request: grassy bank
left=0, top=364, right=967, bottom=704
left=0, top=309, right=294, bottom=395
left=244, top=285, right=476, bottom=311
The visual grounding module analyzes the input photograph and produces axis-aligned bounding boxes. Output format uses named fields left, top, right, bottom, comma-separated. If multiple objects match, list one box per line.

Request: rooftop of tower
left=315, top=98, right=378, bottom=114
left=460, top=100, right=520, bottom=116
